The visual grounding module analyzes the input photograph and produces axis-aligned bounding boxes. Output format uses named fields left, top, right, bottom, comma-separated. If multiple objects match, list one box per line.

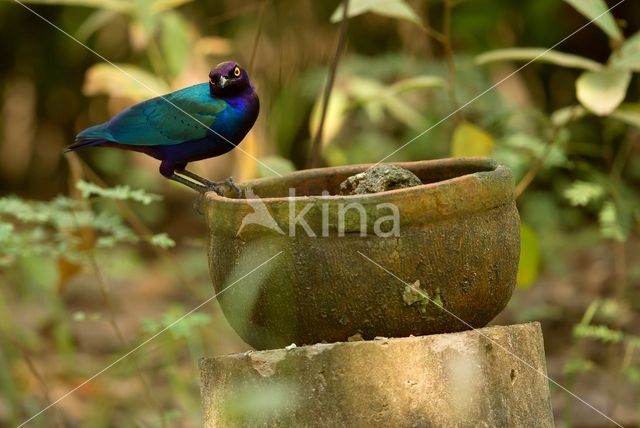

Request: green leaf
left=610, top=103, right=640, bottom=128
left=576, top=68, right=631, bottom=116
left=476, top=48, right=603, bottom=72
left=599, top=201, right=628, bottom=242
left=450, top=122, right=495, bottom=157
left=517, top=223, right=540, bottom=289
left=551, top=105, right=589, bottom=127
left=383, top=96, right=428, bottom=130
left=160, top=12, right=190, bottom=78
left=387, top=75, right=445, bottom=95
left=564, top=181, right=604, bottom=206
left=76, top=181, right=162, bottom=205
left=347, top=76, right=386, bottom=124
left=256, top=156, right=296, bottom=178
left=501, top=133, right=567, bottom=170
left=83, top=63, right=171, bottom=102
left=331, top=0, right=422, bottom=26
left=150, top=0, right=193, bottom=13
left=611, top=31, right=640, bottom=71
left=76, top=9, right=119, bottom=41
left=563, top=0, right=623, bottom=42
left=563, top=357, right=595, bottom=375
left=15, top=0, right=131, bottom=13
left=574, top=324, right=624, bottom=343
left=624, top=367, right=640, bottom=385
left=149, top=233, right=175, bottom=249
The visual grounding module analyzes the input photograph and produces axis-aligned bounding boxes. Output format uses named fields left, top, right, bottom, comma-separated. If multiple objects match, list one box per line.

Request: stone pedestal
left=200, top=322, right=553, bottom=427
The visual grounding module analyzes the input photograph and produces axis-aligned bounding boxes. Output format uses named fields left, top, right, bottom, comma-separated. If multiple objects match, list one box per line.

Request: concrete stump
left=200, top=322, right=553, bottom=427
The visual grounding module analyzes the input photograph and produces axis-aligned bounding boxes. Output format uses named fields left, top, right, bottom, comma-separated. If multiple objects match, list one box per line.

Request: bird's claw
left=223, top=177, right=243, bottom=197
left=203, top=177, right=242, bottom=198
left=204, top=182, right=224, bottom=196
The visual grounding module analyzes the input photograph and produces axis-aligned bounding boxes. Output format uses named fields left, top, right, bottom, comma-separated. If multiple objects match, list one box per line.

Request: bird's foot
left=201, top=177, right=242, bottom=198
left=221, top=177, right=242, bottom=197
left=175, top=170, right=242, bottom=197
left=204, top=181, right=224, bottom=196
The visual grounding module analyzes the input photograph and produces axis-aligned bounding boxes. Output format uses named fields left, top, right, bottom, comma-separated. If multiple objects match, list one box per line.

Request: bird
left=66, top=61, right=259, bottom=193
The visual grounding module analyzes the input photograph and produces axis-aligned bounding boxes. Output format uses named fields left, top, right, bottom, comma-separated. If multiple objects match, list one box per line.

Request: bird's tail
left=65, top=123, right=113, bottom=152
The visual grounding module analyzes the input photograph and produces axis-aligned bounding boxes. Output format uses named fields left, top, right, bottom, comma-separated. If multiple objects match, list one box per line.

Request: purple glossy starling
left=67, top=61, right=259, bottom=192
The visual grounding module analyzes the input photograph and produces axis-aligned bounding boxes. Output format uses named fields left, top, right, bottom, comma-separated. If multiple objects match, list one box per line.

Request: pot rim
left=203, top=158, right=515, bottom=232
left=205, top=157, right=509, bottom=205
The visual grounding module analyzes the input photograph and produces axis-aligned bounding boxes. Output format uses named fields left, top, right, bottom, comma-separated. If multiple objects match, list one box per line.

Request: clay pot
left=204, top=158, right=520, bottom=350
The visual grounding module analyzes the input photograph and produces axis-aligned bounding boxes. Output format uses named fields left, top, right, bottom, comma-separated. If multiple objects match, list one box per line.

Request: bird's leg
left=175, top=169, right=224, bottom=195
left=177, top=169, right=215, bottom=187
left=177, top=169, right=241, bottom=197
left=168, top=173, right=207, bottom=193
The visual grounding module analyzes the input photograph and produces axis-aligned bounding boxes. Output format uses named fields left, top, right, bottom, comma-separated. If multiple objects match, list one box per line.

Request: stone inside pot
left=339, top=164, right=422, bottom=195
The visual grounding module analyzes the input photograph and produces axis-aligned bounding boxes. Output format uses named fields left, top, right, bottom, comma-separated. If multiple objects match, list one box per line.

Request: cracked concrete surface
left=200, top=323, right=553, bottom=427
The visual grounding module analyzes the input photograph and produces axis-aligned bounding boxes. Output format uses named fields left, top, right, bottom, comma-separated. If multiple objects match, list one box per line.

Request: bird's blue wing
left=106, top=83, right=227, bottom=146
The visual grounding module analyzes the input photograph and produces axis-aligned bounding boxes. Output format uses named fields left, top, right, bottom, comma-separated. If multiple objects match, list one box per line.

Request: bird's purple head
left=209, top=61, right=252, bottom=98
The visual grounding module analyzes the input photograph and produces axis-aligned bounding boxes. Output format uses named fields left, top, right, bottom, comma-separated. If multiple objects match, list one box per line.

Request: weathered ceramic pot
left=204, top=158, right=520, bottom=350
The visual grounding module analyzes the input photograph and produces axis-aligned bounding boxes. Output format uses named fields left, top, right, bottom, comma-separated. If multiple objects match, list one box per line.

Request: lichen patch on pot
left=402, top=281, right=443, bottom=314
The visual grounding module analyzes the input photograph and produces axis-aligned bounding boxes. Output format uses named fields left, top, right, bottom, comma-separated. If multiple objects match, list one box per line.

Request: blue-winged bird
left=67, top=61, right=259, bottom=193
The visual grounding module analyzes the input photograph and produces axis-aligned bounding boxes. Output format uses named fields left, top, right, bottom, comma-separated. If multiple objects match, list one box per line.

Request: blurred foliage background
left=1, top=0, right=639, bottom=426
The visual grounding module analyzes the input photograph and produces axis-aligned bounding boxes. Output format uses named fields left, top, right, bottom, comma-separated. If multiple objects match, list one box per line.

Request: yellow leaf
left=309, top=90, right=349, bottom=146
left=576, top=68, right=631, bottom=116
left=450, top=122, right=495, bottom=157
left=57, top=226, right=95, bottom=293
left=517, top=223, right=540, bottom=289
left=83, top=63, right=170, bottom=103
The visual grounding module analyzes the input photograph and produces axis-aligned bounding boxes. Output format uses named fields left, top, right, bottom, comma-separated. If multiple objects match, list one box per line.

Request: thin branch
left=66, top=155, right=168, bottom=428
left=87, top=252, right=168, bottom=428
left=249, top=0, right=269, bottom=76
left=418, top=24, right=446, bottom=44
left=1, top=325, right=67, bottom=428
left=22, top=351, right=67, bottom=428
left=514, top=132, right=559, bottom=198
left=308, top=0, right=350, bottom=168
left=442, top=0, right=461, bottom=120
left=65, top=153, right=199, bottom=296
left=514, top=110, right=582, bottom=198
left=205, top=2, right=263, bottom=26
left=607, top=130, right=635, bottom=296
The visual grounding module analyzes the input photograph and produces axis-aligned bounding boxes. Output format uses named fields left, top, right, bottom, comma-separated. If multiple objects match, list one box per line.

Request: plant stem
left=21, top=351, right=67, bottom=428
left=442, top=0, right=461, bottom=120
left=608, top=131, right=635, bottom=296
left=84, top=225, right=169, bottom=427
left=514, top=110, right=581, bottom=198
left=65, top=156, right=169, bottom=427
left=308, top=0, right=350, bottom=168
left=515, top=130, right=560, bottom=198
left=65, top=153, right=200, bottom=296
left=249, top=0, right=269, bottom=76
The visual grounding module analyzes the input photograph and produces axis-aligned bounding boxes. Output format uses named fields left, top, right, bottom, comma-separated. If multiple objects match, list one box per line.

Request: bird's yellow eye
left=233, top=66, right=241, bottom=77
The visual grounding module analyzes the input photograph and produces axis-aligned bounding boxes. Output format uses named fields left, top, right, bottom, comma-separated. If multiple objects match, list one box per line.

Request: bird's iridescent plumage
left=68, top=61, right=259, bottom=191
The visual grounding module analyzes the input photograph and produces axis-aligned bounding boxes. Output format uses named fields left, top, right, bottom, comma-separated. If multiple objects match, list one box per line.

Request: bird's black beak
left=218, top=75, right=228, bottom=88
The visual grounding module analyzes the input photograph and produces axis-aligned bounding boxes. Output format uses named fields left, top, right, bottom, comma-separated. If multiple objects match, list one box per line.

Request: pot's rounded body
left=205, top=158, right=520, bottom=350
